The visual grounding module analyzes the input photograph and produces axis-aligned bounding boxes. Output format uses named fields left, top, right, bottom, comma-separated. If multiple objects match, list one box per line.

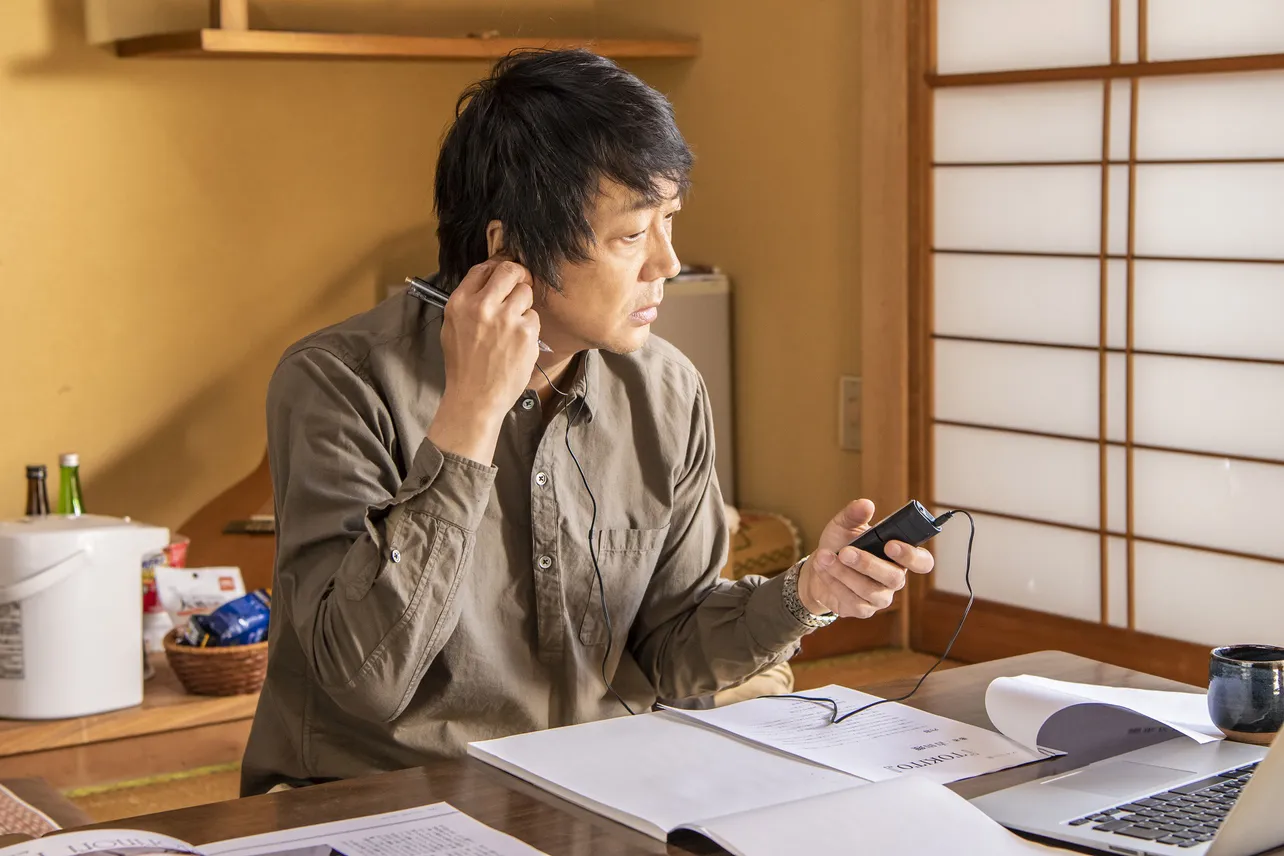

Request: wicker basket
left=162, top=628, right=268, bottom=696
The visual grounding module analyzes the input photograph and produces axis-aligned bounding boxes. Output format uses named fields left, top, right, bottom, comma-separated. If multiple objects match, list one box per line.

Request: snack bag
left=181, top=589, right=271, bottom=647
left=155, top=567, right=246, bottom=635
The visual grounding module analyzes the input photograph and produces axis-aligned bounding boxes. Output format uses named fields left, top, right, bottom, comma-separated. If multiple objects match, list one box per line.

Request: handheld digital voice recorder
left=849, top=499, right=946, bottom=560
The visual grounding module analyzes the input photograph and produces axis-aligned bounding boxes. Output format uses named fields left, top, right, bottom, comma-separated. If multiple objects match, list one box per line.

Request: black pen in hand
left=406, top=276, right=553, bottom=353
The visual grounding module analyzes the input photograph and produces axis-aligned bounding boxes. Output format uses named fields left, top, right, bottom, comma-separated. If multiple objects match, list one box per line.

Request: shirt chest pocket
left=576, top=526, right=668, bottom=646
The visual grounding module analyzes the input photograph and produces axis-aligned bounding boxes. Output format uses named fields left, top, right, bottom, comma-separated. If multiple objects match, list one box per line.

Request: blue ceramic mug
left=1208, top=645, right=1284, bottom=745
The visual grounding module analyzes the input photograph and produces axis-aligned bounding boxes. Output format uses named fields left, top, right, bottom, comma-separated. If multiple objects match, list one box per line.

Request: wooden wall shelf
left=114, top=29, right=700, bottom=61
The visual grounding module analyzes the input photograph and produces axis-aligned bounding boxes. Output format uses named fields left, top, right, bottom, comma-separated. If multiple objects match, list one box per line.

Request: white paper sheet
left=468, top=709, right=864, bottom=840
left=203, top=803, right=546, bottom=856
left=665, top=684, right=1044, bottom=784
left=986, top=675, right=1221, bottom=758
left=685, top=775, right=1061, bottom=856
left=1019, top=676, right=1221, bottom=741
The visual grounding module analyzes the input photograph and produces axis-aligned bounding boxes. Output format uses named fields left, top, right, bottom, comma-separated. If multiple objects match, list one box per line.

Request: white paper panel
left=932, top=507, right=1101, bottom=623
left=1118, top=0, right=1139, bottom=64
left=934, top=424, right=1099, bottom=528
left=934, top=253, right=1100, bottom=346
left=935, top=83, right=1103, bottom=163
left=1135, top=164, right=1284, bottom=260
left=1106, top=258, right=1127, bottom=349
left=937, top=0, right=1112, bottom=74
left=1107, top=164, right=1130, bottom=255
left=936, top=166, right=1101, bottom=254
left=1109, top=80, right=1132, bottom=161
left=1107, top=535, right=1129, bottom=628
left=934, top=340, right=1098, bottom=437
left=1107, top=352, right=1126, bottom=443
left=1134, top=542, right=1284, bottom=646
left=1133, top=450, right=1284, bottom=560
left=1147, top=0, right=1284, bottom=62
left=1133, top=356, right=1284, bottom=460
left=1140, top=165, right=1278, bottom=261
left=1138, top=72, right=1284, bottom=160
left=1134, top=260, right=1284, bottom=360
left=1108, top=444, right=1127, bottom=534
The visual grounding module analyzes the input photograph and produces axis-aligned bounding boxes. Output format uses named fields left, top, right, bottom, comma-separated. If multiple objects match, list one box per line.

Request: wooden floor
left=69, top=648, right=955, bottom=823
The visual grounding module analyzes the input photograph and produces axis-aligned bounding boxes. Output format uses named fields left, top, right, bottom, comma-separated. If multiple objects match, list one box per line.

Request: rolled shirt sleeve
left=268, top=346, right=496, bottom=723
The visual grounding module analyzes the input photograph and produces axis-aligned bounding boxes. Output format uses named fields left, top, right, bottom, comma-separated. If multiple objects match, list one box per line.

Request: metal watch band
left=782, top=557, right=838, bottom=628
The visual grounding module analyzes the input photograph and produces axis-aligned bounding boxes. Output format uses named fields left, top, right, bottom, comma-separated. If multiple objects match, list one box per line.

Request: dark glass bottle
left=25, top=465, right=50, bottom=516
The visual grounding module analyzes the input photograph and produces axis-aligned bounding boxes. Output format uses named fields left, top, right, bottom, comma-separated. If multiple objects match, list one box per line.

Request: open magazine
left=0, top=803, right=547, bottom=856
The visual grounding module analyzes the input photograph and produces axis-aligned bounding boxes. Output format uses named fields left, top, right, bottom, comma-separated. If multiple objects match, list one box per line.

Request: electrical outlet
left=840, top=376, right=861, bottom=451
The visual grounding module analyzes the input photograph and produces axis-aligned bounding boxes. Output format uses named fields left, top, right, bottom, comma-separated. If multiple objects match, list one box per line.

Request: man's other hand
left=797, top=499, right=935, bottom=619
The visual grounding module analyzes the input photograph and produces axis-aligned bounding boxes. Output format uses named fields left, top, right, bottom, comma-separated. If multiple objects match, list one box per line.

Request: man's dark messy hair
left=434, top=49, right=693, bottom=292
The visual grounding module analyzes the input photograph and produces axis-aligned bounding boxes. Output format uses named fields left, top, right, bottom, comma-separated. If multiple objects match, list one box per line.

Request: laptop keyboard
left=1066, top=763, right=1258, bottom=849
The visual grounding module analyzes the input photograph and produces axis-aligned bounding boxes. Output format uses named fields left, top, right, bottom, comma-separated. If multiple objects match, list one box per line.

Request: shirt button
left=390, top=549, right=401, bottom=563
left=534, top=471, right=548, bottom=486
left=520, top=397, right=536, bottom=411
left=537, top=555, right=553, bottom=570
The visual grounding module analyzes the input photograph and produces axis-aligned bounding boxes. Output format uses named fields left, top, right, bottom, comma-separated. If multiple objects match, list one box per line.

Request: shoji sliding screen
left=910, top=0, right=1284, bottom=684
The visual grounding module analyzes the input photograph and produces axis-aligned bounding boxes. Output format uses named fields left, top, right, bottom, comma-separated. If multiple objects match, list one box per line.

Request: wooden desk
left=76, top=651, right=1243, bottom=854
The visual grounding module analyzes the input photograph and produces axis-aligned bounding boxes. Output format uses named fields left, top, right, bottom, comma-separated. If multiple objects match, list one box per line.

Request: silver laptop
left=972, top=734, right=1282, bottom=856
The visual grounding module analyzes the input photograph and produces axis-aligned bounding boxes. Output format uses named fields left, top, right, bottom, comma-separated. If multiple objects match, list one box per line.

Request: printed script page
left=202, top=803, right=547, bottom=856
left=666, top=684, right=1043, bottom=784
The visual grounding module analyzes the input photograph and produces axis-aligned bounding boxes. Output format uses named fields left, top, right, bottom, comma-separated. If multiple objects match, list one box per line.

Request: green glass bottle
left=58, top=453, right=84, bottom=516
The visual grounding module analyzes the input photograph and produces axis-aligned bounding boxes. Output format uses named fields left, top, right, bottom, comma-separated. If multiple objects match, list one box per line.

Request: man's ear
left=486, top=220, right=506, bottom=258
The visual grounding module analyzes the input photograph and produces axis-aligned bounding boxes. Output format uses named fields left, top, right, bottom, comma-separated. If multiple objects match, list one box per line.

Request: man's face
left=535, top=178, right=682, bottom=355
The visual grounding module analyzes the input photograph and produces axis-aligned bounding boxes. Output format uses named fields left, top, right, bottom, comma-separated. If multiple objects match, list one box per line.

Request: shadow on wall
left=88, top=225, right=438, bottom=528
left=6, top=0, right=149, bottom=75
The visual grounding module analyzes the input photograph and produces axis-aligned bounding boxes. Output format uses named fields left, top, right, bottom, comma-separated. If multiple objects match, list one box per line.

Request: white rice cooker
left=0, top=514, right=168, bottom=718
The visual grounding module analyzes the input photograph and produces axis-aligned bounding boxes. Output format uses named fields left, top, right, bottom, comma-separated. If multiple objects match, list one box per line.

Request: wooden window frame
left=907, top=0, right=1284, bottom=687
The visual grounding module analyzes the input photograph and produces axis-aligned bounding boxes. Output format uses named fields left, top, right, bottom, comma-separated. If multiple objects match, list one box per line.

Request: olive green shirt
left=241, top=292, right=813, bottom=796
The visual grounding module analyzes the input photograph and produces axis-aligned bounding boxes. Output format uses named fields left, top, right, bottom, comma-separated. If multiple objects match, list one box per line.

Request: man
left=242, top=49, right=933, bottom=796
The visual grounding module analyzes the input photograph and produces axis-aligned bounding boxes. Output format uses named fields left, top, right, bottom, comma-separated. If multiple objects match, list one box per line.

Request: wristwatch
left=781, top=557, right=838, bottom=629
